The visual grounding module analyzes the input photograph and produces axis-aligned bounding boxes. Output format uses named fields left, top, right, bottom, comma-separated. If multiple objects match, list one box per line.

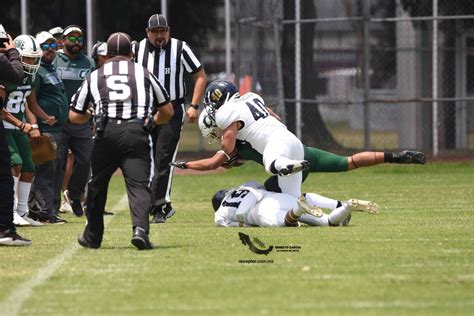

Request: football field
left=1, top=161, right=473, bottom=315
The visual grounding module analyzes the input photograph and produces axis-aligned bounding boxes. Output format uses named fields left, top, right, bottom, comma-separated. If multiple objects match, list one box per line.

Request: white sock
left=13, top=176, right=19, bottom=211
left=299, top=214, right=330, bottom=226
left=328, top=203, right=352, bottom=226
left=305, top=193, right=338, bottom=209
left=17, top=181, right=32, bottom=217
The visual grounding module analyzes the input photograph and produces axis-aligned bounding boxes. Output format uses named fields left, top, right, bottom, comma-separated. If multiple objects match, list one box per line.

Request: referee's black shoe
left=77, top=234, right=100, bottom=249
left=71, top=200, right=84, bottom=217
left=131, top=227, right=154, bottom=250
left=150, top=203, right=176, bottom=224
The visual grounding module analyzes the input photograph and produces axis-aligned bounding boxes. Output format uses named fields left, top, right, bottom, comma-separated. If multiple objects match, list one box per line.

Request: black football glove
left=170, top=160, right=187, bottom=169
left=221, top=155, right=245, bottom=168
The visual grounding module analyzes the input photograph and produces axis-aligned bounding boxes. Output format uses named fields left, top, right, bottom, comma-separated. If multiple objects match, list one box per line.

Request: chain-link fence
left=222, top=0, right=474, bottom=155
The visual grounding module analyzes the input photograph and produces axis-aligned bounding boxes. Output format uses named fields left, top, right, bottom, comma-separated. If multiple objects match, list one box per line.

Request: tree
left=281, top=0, right=342, bottom=150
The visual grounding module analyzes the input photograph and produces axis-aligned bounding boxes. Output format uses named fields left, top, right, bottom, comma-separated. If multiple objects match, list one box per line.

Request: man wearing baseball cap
left=48, top=26, right=64, bottom=50
left=28, top=31, right=69, bottom=224
left=91, top=41, right=107, bottom=68
left=71, top=32, right=173, bottom=250
left=134, top=14, right=207, bottom=224
left=54, top=25, right=95, bottom=217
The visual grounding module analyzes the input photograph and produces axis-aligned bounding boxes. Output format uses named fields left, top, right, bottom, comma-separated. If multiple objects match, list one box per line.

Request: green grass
left=1, top=162, right=474, bottom=315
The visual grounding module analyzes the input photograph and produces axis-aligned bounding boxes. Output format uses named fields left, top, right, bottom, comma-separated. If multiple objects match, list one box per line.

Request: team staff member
left=0, top=30, right=31, bottom=246
left=48, top=27, right=64, bottom=50
left=28, top=31, right=68, bottom=224
left=134, top=14, right=207, bottom=223
left=91, top=41, right=107, bottom=68
left=55, top=25, right=95, bottom=216
left=70, top=32, right=173, bottom=250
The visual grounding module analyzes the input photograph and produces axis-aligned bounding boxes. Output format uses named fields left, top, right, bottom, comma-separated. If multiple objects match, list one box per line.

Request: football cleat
left=297, top=195, right=323, bottom=218
left=346, top=199, right=379, bottom=214
left=396, top=150, right=426, bottom=165
left=277, top=160, right=310, bottom=177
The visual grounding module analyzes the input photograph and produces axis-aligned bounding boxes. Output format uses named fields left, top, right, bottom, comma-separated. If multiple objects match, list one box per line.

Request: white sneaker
left=59, top=200, right=72, bottom=213
left=346, top=199, right=379, bottom=214
left=21, top=213, right=45, bottom=227
left=59, top=190, right=73, bottom=213
left=13, top=211, right=31, bottom=226
left=277, top=160, right=310, bottom=177
left=297, top=195, right=323, bottom=218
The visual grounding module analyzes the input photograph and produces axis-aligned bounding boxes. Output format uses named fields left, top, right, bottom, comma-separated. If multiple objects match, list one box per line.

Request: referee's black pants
left=150, top=101, right=185, bottom=210
left=0, top=120, right=14, bottom=231
left=83, top=119, right=152, bottom=246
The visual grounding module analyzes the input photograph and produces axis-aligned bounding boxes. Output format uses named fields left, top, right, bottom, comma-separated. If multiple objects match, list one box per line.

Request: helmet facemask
left=21, top=56, right=41, bottom=75
left=198, top=106, right=219, bottom=144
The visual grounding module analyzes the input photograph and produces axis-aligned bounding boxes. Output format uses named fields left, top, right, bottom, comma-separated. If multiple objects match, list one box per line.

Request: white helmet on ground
left=198, top=106, right=219, bottom=144
left=13, top=34, right=42, bottom=75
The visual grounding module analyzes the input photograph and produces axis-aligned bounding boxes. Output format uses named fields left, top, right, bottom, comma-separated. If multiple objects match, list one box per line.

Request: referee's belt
left=107, top=117, right=145, bottom=125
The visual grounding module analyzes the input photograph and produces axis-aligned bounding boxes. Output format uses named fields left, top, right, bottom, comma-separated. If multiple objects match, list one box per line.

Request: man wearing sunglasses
left=27, top=31, right=69, bottom=224
left=54, top=25, right=95, bottom=217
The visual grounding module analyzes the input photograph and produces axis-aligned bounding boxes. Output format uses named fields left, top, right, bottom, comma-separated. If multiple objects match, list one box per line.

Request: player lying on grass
left=212, top=181, right=378, bottom=227
left=172, top=108, right=426, bottom=192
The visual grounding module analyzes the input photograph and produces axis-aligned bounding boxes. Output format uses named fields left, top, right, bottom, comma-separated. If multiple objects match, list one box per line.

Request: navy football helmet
left=204, top=79, right=238, bottom=110
left=212, top=189, right=229, bottom=212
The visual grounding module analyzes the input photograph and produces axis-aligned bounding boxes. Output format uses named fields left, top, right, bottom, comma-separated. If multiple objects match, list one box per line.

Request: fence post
left=362, top=0, right=371, bottom=150
left=432, top=0, right=439, bottom=157
left=272, top=1, right=286, bottom=124
left=295, top=0, right=302, bottom=139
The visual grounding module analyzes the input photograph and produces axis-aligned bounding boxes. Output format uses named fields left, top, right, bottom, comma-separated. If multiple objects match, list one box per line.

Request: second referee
left=69, top=32, right=173, bottom=250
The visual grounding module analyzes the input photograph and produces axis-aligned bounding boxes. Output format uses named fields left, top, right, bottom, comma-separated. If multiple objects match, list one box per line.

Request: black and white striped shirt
left=133, top=38, right=202, bottom=102
left=70, top=58, right=170, bottom=119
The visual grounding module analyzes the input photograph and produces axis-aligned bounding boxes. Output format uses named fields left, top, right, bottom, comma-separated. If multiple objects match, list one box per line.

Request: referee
left=69, top=32, right=174, bottom=250
left=134, top=14, right=207, bottom=223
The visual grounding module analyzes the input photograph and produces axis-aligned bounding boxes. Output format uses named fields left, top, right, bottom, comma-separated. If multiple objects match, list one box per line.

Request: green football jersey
left=54, top=51, right=95, bottom=102
left=1, top=74, right=39, bottom=129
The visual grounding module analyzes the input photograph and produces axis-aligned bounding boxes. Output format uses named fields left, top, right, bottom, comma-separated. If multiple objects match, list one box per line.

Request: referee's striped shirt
left=133, top=38, right=202, bottom=102
left=70, top=58, right=170, bottom=119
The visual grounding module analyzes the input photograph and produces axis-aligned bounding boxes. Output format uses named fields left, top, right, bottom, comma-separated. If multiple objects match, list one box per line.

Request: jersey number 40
left=245, top=98, right=268, bottom=121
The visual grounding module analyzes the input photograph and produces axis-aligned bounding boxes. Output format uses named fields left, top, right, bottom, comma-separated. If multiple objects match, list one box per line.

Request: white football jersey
left=214, top=182, right=266, bottom=227
left=215, top=187, right=299, bottom=227
left=215, top=92, right=288, bottom=153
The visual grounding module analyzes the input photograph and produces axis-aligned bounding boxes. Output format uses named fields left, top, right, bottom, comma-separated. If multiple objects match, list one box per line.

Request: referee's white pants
left=262, top=131, right=304, bottom=198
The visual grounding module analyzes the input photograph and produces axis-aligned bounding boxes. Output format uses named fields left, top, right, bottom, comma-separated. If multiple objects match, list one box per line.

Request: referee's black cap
left=147, top=14, right=169, bottom=30
left=106, top=32, right=132, bottom=57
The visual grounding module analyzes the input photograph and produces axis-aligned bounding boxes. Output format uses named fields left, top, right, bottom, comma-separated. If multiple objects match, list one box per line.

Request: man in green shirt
left=28, top=31, right=69, bottom=224
left=54, top=25, right=95, bottom=217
